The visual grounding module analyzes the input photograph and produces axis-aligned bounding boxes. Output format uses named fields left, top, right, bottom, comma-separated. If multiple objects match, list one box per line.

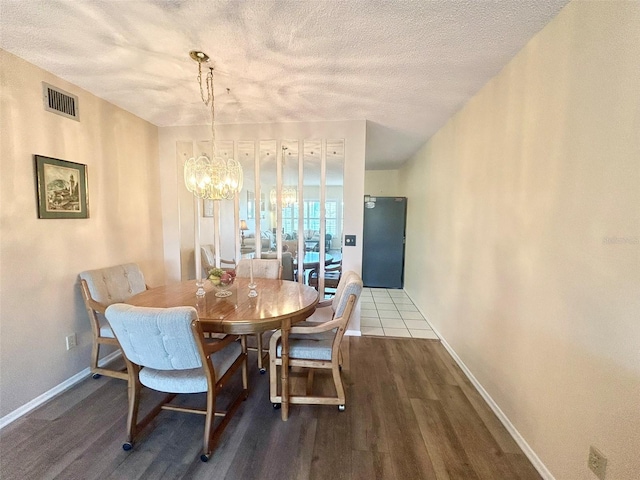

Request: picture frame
left=34, top=155, right=89, bottom=219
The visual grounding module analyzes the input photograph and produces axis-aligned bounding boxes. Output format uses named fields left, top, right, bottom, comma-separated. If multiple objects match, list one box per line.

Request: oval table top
left=126, top=278, right=319, bottom=335
left=293, top=252, right=333, bottom=270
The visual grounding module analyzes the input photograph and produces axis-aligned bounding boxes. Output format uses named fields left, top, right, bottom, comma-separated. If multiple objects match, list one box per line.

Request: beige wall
left=365, top=169, right=402, bottom=196
left=399, top=2, right=640, bottom=479
left=0, top=50, right=165, bottom=418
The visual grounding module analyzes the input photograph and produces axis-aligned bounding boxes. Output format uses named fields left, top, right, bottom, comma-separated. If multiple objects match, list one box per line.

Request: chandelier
left=270, top=186, right=298, bottom=208
left=183, top=51, right=243, bottom=200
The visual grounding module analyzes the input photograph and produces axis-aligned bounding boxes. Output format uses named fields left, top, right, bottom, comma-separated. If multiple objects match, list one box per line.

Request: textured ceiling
left=0, top=0, right=568, bottom=169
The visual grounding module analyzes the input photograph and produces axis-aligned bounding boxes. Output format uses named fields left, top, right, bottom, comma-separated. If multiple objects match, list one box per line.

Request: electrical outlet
left=588, top=445, right=607, bottom=480
left=65, top=333, right=77, bottom=350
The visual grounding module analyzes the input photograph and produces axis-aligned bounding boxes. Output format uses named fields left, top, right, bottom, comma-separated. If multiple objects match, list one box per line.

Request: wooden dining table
left=293, top=252, right=333, bottom=284
left=293, top=251, right=333, bottom=270
left=126, top=278, right=319, bottom=421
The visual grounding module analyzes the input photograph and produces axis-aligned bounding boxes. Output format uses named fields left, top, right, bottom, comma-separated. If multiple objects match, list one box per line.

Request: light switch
left=345, top=235, right=356, bottom=246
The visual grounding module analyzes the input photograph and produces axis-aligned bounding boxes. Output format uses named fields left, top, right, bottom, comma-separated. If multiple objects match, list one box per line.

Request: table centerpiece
left=208, top=267, right=236, bottom=297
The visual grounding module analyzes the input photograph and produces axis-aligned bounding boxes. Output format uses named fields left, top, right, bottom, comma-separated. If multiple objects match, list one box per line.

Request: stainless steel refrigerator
left=362, top=196, right=407, bottom=288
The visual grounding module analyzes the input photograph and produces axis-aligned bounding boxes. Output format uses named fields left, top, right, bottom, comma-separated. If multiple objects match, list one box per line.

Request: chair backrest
left=201, top=245, right=235, bottom=274
left=281, top=252, right=294, bottom=281
left=236, top=259, right=281, bottom=279
left=106, top=304, right=202, bottom=370
left=262, top=252, right=294, bottom=281
left=79, top=263, right=146, bottom=305
left=282, top=240, right=298, bottom=258
left=331, top=270, right=363, bottom=318
left=309, top=261, right=341, bottom=290
left=201, top=245, right=216, bottom=273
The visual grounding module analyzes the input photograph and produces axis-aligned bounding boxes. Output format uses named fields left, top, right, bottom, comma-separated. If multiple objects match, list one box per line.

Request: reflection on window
left=283, top=201, right=338, bottom=237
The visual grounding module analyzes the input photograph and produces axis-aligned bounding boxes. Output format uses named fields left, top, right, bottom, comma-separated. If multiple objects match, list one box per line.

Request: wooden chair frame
left=249, top=332, right=270, bottom=374
left=308, top=262, right=342, bottom=291
left=80, top=278, right=129, bottom=380
left=236, top=259, right=283, bottom=374
left=269, top=294, right=357, bottom=411
left=121, top=322, right=248, bottom=462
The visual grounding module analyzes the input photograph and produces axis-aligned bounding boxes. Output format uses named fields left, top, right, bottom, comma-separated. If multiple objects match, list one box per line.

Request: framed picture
left=34, top=155, right=89, bottom=219
left=203, top=199, right=214, bottom=217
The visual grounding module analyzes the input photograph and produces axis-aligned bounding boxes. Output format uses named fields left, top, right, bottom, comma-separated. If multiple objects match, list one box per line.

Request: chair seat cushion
left=276, top=332, right=334, bottom=361
left=139, top=341, right=242, bottom=393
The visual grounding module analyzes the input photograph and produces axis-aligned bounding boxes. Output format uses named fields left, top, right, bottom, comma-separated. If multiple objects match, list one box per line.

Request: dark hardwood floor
left=0, top=337, right=541, bottom=480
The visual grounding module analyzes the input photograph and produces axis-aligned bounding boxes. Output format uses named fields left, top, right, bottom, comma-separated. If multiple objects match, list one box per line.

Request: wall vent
left=42, top=82, right=79, bottom=121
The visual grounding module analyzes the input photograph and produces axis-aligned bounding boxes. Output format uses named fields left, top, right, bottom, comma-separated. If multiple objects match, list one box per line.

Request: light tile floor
left=360, top=287, right=439, bottom=339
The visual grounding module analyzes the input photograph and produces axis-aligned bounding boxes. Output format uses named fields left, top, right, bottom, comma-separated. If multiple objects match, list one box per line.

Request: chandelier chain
left=197, top=61, right=217, bottom=157
left=184, top=51, right=242, bottom=201
left=208, top=68, right=216, bottom=156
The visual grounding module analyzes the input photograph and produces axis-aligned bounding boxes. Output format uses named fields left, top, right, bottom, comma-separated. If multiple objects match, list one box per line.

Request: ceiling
left=0, top=0, right=569, bottom=170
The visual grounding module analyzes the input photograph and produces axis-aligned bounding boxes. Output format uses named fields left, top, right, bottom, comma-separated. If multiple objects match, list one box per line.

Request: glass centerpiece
left=208, top=268, right=236, bottom=297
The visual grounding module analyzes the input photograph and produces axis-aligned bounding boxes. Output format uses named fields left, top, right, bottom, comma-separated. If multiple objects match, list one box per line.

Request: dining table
left=126, top=277, right=319, bottom=421
left=293, top=251, right=333, bottom=270
left=293, top=252, right=333, bottom=284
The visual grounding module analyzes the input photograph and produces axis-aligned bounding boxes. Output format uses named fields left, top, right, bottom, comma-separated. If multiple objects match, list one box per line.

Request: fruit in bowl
left=208, top=268, right=236, bottom=297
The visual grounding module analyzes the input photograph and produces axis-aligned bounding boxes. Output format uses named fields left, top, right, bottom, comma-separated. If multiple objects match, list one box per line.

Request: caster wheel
left=259, top=368, right=267, bottom=374
left=338, top=405, right=345, bottom=412
left=122, top=442, right=133, bottom=451
left=92, top=373, right=102, bottom=379
left=273, top=403, right=281, bottom=410
left=200, top=454, right=210, bottom=462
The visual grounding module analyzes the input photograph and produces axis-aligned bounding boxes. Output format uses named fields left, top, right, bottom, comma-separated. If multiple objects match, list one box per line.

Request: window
left=282, top=200, right=338, bottom=237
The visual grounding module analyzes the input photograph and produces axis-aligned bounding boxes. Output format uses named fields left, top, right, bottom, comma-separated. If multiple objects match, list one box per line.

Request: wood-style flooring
left=0, top=337, right=541, bottom=480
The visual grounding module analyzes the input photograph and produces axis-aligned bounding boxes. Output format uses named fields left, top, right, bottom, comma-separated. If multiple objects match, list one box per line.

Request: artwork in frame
left=34, top=155, right=89, bottom=219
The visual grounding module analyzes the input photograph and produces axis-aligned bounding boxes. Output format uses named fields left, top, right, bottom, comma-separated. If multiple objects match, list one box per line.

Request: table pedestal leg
left=281, top=318, right=291, bottom=421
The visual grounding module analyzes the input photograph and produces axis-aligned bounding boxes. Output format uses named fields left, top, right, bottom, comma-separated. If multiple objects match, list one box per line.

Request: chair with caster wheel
left=106, top=304, right=248, bottom=462
left=269, top=271, right=362, bottom=415
left=308, top=261, right=342, bottom=297
left=236, top=258, right=282, bottom=374
left=79, top=263, right=148, bottom=381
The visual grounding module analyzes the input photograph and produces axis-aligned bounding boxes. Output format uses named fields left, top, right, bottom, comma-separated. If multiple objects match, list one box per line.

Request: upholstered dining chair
left=201, top=244, right=235, bottom=277
left=79, top=263, right=147, bottom=380
left=269, top=271, right=363, bottom=413
left=235, top=258, right=282, bottom=373
left=235, top=258, right=281, bottom=279
left=282, top=240, right=298, bottom=259
left=262, top=252, right=295, bottom=281
left=105, top=304, right=248, bottom=462
left=308, top=261, right=342, bottom=295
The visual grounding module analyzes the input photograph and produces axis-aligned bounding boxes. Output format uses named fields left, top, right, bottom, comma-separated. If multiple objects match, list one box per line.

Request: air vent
left=42, top=82, right=79, bottom=121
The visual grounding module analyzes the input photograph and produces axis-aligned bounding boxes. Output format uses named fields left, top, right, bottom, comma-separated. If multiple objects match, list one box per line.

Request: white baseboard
left=437, top=335, right=555, bottom=479
left=403, top=291, right=554, bottom=480
left=0, top=351, right=122, bottom=431
left=345, top=329, right=361, bottom=337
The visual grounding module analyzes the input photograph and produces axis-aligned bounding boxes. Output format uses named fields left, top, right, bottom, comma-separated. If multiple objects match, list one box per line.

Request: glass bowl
left=212, top=278, right=234, bottom=297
